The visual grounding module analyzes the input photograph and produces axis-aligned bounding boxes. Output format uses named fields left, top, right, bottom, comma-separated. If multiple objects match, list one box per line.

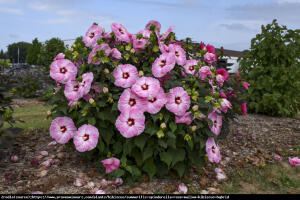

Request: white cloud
left=0, top=7, right=23, bottom=15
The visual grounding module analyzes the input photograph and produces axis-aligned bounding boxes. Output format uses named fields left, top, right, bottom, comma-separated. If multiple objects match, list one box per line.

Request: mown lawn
left=221, top=162, right=300, bottom=194
left=2, top=103, right=52, bottom=131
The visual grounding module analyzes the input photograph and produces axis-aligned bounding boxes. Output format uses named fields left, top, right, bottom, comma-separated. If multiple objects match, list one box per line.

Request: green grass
left=2, top=103, right=52, bottom=131
left=221, top=162, right=300, bottom=194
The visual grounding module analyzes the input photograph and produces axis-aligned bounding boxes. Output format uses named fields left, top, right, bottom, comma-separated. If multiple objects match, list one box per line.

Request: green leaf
left=169, top=122, right=177, bottom=133
left=159, top=151, right=172, bottom=168
left=142, top=147, right=153, bottom=161
left=88, top=117, right=96, bottom=126
left=113, top=141, right=122, bottom=154
left=173, top=162, right=186, bottom=178
left=134, top=135, right=147, bottom=151
left=142, top=158, right=156, bottom=180
left=170, top=148, right=185, bottom=167
left=101, top=128, right=114, bottom=145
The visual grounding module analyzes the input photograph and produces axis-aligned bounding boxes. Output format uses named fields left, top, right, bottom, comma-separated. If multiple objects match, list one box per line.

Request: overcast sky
left=0, top=0, right=299, bottom=51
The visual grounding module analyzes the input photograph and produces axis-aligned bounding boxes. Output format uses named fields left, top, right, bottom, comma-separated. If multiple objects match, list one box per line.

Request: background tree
left=26, top=38, right=42, bottom=65
left=37, top=38, right=65, bottom=68
left=7, top=42, right=32, bottom=63
left=239, top=19, right=300, bottom=117
left=0, top=49, right=7, bottom=59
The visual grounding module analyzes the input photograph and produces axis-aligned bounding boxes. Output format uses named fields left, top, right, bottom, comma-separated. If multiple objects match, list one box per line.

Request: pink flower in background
left=101, top=157, right=120, bottom=173
left=172, top=44, right=186, bottom=66
left=160, top=26, right=175, bottom=41
left=208, top=112, right=222, bottom=135
left=118, top=88, right=146, bottom=113
left=50, top=117, right=77, bottom=144
left=216, top=68, right=229, bottom=81
left=216, top=74, right=225, bottom=87
left=220, top=98, right=232, bottom=113
left=242, top=82, right=250, bottom=90
left=132, top=35, right=148, bottom=51
left=181, top=70, right=187, bottom=77
left=79, top=72, right=94, bottom=96
left=289, top=157, right=300, bottom=166
left=200, top=41, right=206, bottom=50
left=206, top=137, right=222, bottom=163
left=145, top=88, right=167, bottom=114
left=110, top=48, right=122, bottom=60
left=175, top=112, right=192, bottom=125
left=82, top=24, right=103, bottom=47
left=183, top=59, right=198, bottom=75
left=158, top=73, right=172, bottom=86
left=64, top=81, right=81, bottom=102
left=235, top=72, right=240, bottom=77
left=137, top=29, right=151, bottom=38
left=113, top=64, right=139, bottom=88
left=111, top=23, right=131, bottom=43
left=116, top=111, right=145, bottom=138
left=68, top=100, right=78, bottom=107
left=54, top=53, right=65, bottom=61
left=274, top=154, right=282, bottom=162
left=88, top=44, right=111, bottom=65
left=198, top=66, right=212, bottom=80
left=92, top=84, right=102, bottom=94
left=103, top=31, right=112, bottom=39
left=204, top=52, right=217, bottom=65
left=132, top=77, right=161, bottom=98
left=215, top=168, right=227, bottom=181
left=241, top=102, right=247, bottom=115
left=178, top=183, right=188, bottom=194
left=219, top=92, right=227, bottom=98
left=159, top=43, right=175, bottom=54
left=50, top=59, right=78, bottom=84
left=73, top=125, right=99, bottom=152
left=145, top=20, right=161, bottom=31
left=206, top=44, right=215, bottom=54
left=83, top=94, right=92, bottom=102
left=226, top=90, right=235, bottom=98
left=114, top=178, right=123, bottom=186
left=152, top=53, right=176, bottom=78
left=166, top=87, right=191, bottom=116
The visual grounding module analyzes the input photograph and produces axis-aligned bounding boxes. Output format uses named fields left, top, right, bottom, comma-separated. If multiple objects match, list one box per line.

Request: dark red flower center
left=122, top=72, right=130, bottom=79
left=175, top=51, right=180, bottom=57
left=141, top=84, right=149, bottom=90
left=189, top=65, right=195, bottom=71
left=119, top=28, right=125, bottom=34
left=129, top=98, right=136, bottom=106
left=149, top=97, right=157, bottom=103
left=83, top=134, right=89, bottom=141
left=89, top=32, right=95, bottom=39
left=60, top=126, right=67, bottom=133
left=159, top=60, right=166, bottom=67
left=127, top=118, right=135, bottom=126
left=212, top=146, right=216, bottom=153
left=214, top=120, right=218, bottom=126
left=73, top=85, right=79, bottom=91
left=60, top=67, right=67, bottom=74
left=175, top=97, right=181, bottom=104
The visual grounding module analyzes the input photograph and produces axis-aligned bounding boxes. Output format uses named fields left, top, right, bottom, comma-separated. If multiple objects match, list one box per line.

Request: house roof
left=215, top=48, right=245, bottom=58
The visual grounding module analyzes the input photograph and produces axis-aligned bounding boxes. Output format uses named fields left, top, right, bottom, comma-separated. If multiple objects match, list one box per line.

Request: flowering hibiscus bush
left=48, top=20, right=247, bottom=181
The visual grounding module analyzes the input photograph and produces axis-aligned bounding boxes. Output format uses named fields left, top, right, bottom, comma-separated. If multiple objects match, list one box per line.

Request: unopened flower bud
left=89, top=98, right=95, bottom=104
left=184, top=134, right=192, bottom=141
left=46, top=110, right=51, bottom=115
left=138, top=71, right=144, bottom=77
left=192, top=96, right=198, bottom=101
left=191, top=126, right=197, bottom=132
left=156, top=130, right=165, bottom=138
left=192, top=105, right=199, bottom=111
left=103, top=87, right=109, bottom=94
left=104, top=68, right=109, bottom=74
left=107, top=97, right=114, bottom=104
left=160, top=123, right=166, bottom=129
left=130, top=48, right=135, bottom=54
left=11, top=155, right=19, bottom=163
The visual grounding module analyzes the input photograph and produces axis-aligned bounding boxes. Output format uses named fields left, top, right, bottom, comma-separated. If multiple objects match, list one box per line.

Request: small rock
left=32, top=191, right=43, bottom=194
left=74, top=178, right=85, bottom=187
left=57, top=152, right=65, bottom=159
left=87, top=182, right=95, bottom=188
left=207, top=187, right=220, bottom=194
left=200, top=190, right=209, bottom=194
left=37, top=170, right=48, bottom=178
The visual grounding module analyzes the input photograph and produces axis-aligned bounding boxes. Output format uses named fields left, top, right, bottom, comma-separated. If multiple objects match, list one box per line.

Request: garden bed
left=0, top=99, right=299, bottom=194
